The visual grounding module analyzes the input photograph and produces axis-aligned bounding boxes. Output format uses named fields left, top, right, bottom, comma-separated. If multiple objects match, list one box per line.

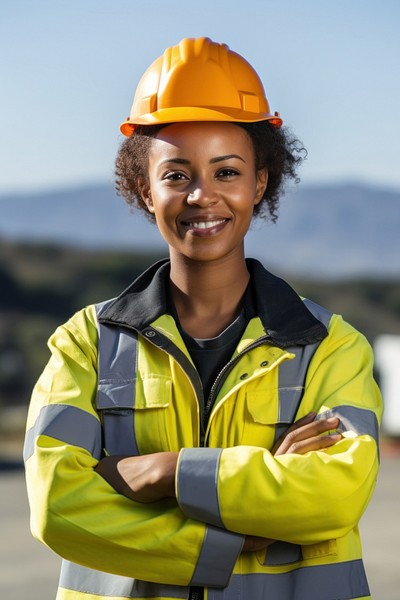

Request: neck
left=169, top=252, right=250, bottom=338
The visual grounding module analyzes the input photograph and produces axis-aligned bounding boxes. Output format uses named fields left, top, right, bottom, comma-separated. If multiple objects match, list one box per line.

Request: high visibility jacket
left=24, top=259, right=382, bottom=600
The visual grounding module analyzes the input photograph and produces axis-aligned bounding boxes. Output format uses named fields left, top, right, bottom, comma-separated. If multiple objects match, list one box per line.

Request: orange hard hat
left=120, top=37, right=282, bottom=136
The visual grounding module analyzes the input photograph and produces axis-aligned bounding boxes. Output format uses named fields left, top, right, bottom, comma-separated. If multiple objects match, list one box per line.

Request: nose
left=186, top=179, right=217, bottom=207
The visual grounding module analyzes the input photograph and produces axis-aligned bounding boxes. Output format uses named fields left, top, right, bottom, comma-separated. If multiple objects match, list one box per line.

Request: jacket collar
left=98, top=258, right=328, bottom=347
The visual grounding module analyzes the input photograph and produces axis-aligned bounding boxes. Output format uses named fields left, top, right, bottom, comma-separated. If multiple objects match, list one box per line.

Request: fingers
left=273, top=413, right=342, bottom=456
left=291, top=416, right=340, bottom=443
left=275, top=431, right=342, bottom=456
left=272, top=411, right=317, bottom=454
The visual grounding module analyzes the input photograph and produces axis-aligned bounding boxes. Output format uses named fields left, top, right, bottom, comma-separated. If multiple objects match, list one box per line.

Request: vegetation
left=1, top=239, right=400, bottom=408
left=0, top=240, right=164, bottom=407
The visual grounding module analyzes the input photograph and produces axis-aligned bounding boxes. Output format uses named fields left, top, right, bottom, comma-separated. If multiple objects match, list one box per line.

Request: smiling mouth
left=182, top=219, right=228, bottom=230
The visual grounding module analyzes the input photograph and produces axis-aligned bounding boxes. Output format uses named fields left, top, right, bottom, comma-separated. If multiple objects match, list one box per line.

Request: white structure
left=374, top=334, right=400, bottom=437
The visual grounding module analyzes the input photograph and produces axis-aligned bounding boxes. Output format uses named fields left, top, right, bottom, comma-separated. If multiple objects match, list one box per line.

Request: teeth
left=187, top=220, right=225, bottom=229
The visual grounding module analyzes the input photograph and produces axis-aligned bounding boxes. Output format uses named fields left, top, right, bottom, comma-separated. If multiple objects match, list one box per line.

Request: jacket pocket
left=258, top=539, right=337, bottom=566
left=134, top=376, right=172, bottom=452
left=242, top=389, right=278, bottom=448
left=260, top=541, right=302, bottom=566
left=247, top=389, right=279, bottom=424
left=136, top=375, right=171, bottom=409
left=246, top=386, right=304, bottom=426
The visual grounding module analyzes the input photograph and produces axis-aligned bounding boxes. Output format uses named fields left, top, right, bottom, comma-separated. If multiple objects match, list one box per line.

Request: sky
left=1, top=0, right=399, bottom=195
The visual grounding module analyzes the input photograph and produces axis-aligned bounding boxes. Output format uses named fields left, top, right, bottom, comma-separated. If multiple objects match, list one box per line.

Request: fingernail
left=327, top=417, right=339, bottom=424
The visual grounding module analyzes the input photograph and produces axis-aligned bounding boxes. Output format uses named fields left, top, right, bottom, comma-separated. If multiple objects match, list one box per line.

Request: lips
left=182, top=218, right=227, bottom=230
left=180, top=217, right=230, bottom=237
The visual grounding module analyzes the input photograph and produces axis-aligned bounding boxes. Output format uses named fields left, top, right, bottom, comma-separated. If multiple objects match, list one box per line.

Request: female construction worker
left=24, top=38, right=382, bottom=600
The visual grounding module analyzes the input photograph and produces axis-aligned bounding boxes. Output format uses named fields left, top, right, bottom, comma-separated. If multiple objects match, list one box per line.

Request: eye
left=216, top=167, right=240, bottom=179
left=162, top=171, right=188, bottom=182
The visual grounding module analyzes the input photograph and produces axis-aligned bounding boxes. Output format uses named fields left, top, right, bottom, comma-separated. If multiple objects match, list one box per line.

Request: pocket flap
left=246, top=390, right=278, bottom=424
left=135, top=376, right=171, bottom=409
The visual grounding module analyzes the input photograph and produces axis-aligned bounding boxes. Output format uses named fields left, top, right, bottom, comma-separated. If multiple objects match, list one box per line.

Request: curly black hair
left=115, top=121, right=306, bottom=223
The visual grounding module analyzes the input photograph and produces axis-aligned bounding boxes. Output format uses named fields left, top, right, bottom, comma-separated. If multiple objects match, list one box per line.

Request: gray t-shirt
left=172, top=284, right=254, bottom=401
left=180, top=310, right=248, bottom=401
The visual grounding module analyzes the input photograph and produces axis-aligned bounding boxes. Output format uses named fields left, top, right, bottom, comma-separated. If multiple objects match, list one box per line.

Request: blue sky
left=1, top=0, right=399, bottom=195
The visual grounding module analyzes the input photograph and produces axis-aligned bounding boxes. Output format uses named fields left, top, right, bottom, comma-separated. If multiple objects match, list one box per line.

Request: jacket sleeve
left=24, top=306, right=243, bottom=587
left=176, top=314, right=382, bottom=545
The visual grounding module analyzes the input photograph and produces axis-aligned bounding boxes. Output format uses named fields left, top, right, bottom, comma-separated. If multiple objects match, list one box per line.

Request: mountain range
left=1, top=182, right=399, bottom=279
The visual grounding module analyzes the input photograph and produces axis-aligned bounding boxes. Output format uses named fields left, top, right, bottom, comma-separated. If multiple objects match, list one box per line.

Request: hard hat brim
left=120, top=106, right=282, bottom=136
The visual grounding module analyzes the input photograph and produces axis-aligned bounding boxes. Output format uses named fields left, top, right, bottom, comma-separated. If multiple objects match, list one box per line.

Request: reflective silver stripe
left=23, top=404, right=102, bottom=462
left=96, top=322, right=138, bottom=409
left=270, top=301, right=333, bottom=566
left=96, top=303, right=139, bottom=456
left=190, top=526, right=244, bottom=588
left=59, top=560, right=188, bottom=598
left=275, top=300, right=333, bottom=444
left=303, top=298, right=333, bottom=329
left=59, top=557, right=369, bottom=599
left=318, top=405, right=380, bottom=447
left=177, top=448, right=224, bottom=528
left=207, top=559, right=369, bottom=600
left=275, top=342, right=320, bottom=444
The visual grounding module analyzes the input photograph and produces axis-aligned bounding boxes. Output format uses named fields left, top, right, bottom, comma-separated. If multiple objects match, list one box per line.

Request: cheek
left=146, top=186, right=167, bottom=214
left=150, top=197, right=180, bottom=234
left=153, top=197, right=175, bottom=220
left=232, top=182, right=259, bottom=212
left=151, top=186, right=188, bottom=216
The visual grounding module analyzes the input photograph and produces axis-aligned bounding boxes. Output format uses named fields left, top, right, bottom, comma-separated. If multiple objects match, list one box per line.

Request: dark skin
left=138, top=122, right=268, bottom=339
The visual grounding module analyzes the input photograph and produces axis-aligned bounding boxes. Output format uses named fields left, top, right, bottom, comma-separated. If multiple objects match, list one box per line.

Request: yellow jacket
left=24, top=259, right=382, bottom=600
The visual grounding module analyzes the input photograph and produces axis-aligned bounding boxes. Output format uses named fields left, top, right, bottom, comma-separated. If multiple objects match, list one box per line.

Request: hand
left=96, top=452, right=179, bottom=503
left=273, top=412, right=342, bottom=456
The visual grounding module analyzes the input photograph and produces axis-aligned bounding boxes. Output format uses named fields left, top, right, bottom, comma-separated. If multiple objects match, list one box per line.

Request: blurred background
left=1, top=0, right=399, bottom=598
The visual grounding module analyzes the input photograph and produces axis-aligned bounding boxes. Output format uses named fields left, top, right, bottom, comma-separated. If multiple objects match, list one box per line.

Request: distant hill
left=1, top=182, right=399, bottom=278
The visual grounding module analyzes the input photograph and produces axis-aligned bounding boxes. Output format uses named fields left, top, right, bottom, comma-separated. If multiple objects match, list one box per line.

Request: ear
left=254, top=169, right=268, bottom=205
left=138, top=178, right=155, bottom=214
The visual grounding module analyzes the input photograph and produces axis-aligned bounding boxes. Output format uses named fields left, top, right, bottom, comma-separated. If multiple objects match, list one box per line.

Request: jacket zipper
left=203, top=336, right=272, bottom=435
left=101, top=320, right=272, bottom=600
left=189, top=337, right=272, bottom=600
left=189, top=586, right=203, bottom=600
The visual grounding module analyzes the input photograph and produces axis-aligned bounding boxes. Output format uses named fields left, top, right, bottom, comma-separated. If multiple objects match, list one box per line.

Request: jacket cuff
left=190, top=525, right=244, bottom=588
left=177, top=447, right=224, bottom=527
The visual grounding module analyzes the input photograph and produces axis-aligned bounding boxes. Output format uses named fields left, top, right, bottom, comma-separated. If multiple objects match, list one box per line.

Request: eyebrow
left=210, top=154, right=246, bottom=164
left=159, top=158, right=190, bottom=166
left=159, top=154, right=246, bottom=166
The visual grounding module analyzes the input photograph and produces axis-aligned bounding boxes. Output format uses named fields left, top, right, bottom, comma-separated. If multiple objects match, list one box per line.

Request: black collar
left=98, top=258, right=328, bottom=348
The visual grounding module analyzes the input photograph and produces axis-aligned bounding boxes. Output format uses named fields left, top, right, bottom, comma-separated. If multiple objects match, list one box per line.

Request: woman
left=24, top=37, right=382, bottom=600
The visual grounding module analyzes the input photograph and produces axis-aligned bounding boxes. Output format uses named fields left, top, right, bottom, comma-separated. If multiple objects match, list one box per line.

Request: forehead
left=149, top=121, right=254, bottom=160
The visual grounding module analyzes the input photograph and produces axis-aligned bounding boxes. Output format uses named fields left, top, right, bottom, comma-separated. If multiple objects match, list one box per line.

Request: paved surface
left=1, top=453, right=399, bottom=600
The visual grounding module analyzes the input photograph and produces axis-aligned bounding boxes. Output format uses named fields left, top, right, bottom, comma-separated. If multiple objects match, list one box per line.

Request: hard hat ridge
left=120, top=37, right=282, bottom=136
